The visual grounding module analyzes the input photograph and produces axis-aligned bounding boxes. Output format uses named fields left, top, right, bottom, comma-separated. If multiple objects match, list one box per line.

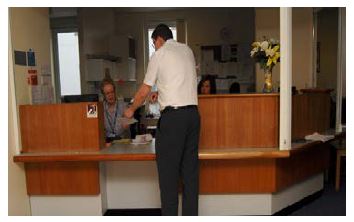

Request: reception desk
left=13, top=91, right=341, bottom=215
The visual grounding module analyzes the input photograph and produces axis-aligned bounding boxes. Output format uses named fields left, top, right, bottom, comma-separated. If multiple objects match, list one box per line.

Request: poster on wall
left=87, top=104, right=98, bottom=118
left=27, top=49, right=36, bottom=66
left=14, top=50, right=27, bottom=66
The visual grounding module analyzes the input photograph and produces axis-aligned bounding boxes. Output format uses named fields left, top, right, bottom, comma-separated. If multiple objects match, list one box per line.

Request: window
left=57, top=32, right=81, bottom=96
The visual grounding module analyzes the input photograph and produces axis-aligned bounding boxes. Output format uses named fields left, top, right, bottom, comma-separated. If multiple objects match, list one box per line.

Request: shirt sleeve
left=143, top=52, right=159, bottom=86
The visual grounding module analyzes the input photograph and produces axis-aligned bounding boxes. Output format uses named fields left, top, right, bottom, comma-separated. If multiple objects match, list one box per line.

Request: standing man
left=124, top=24, right=200, bottom=216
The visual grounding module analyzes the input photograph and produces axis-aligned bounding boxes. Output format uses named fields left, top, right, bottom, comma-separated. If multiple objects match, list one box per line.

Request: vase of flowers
left=250, top=38, right=280, bottom=93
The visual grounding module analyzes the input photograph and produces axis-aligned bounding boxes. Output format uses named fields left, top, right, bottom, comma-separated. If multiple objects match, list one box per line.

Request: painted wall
left=117, top=8, right=255, bottom=97
left=10, top=8, right=53, bottom=105
left=8, top=7, right=52, bottom=215
left=341, top=9, right=346, bottom=98
left=80, top=8, right=255, bottom=98
left=8, top=68, right=30, bottom=215
left=317, top=8, right=338, bottom=94
left=79, top=8, right=116, bottom=95
left=255, top=8, right=314, bottom=92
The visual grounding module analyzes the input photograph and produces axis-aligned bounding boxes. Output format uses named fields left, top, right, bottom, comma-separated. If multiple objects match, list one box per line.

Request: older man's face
left=103, top=84, right=116, bottom=105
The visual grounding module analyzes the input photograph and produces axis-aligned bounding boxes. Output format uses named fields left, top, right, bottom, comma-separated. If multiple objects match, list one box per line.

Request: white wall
left=10, top=7, right=53, bottom=105
left=8, top=9, right=30, bottom=215
left=8, top=7, right=53, bottom=215
left=79, top=8, right=116, bottom=95
left=116, top=8, right=255, bottom=97
left=255, top=8, right=314, bottom=92
left=317, top=8, right=338, bottom=93
left=80, top=8, right=255, bottom=98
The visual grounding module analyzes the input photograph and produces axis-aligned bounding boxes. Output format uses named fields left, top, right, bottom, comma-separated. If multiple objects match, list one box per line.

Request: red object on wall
left=27, top=75, right=38, bottom=85
left=27, top=69, right=38, bottom=85
left=28, top=69, right=37, bottom=74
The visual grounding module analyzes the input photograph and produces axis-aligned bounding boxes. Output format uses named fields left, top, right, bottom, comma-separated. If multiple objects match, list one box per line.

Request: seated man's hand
left=122, top=123, right=130, bottom=129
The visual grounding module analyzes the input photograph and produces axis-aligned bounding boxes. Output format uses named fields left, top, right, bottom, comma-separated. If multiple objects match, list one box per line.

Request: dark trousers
left=155, top=106, right=200, bottom=216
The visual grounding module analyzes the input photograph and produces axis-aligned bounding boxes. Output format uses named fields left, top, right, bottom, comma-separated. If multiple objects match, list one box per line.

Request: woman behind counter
left=198, top=75, right=216, bottom=94
left=100, top=79, right=130, bottom=144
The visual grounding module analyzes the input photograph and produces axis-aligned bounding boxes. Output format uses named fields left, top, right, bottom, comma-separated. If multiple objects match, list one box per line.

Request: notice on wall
left=40, top=64, right=52, bottom=85
left=27, top=49, right=36, bottom=66
left=31, top=85, right=54, bottom=104
left=87, top=104, right=98, bottom=118
left=14, top=50, right=27, bottom=66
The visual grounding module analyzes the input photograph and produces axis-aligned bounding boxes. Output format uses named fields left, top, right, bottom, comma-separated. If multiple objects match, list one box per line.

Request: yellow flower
left=267, top=51, right=280, bottom=66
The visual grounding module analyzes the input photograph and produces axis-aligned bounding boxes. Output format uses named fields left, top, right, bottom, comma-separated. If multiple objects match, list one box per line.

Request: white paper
left=116, top=117, right=138, bottom=125
left=31, top=85, right=54, bottom=104
left=304, top=132, right=335, bottom=142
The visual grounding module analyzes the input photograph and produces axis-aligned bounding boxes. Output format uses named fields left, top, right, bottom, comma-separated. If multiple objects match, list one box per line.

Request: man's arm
left=124, top=83, right=151, bottom=118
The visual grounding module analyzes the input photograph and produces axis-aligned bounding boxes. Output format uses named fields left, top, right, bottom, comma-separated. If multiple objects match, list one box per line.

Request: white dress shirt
left=143, top=39, right=198, bottom=110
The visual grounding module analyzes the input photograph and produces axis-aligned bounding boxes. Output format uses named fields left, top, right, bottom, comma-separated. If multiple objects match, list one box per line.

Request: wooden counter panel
left=275, top=142, right=330, bottom=191
left=25, top=162, right=100, bottom=195
left=199, top=159, right=276, bottom=193
left=198, top=96, right=279, bottom=149
left=20, top=102, right=104, bottom=152
left=292, top=93, right=331, bottom=140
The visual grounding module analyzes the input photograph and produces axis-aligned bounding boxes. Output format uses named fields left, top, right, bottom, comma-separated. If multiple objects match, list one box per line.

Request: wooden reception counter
left=13, top=91, right=340, bottom=215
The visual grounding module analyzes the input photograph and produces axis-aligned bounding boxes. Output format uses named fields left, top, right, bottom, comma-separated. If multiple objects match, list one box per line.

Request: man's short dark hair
left=151, top=24, right=173, bottom=41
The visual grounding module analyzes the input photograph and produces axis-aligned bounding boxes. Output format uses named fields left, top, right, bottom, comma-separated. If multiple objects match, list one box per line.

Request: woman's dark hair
left=198, top=75, right=217, bottom=94
left=151, top=24, right=173, bottom=41
left=229, top=82, right=240, bottom=94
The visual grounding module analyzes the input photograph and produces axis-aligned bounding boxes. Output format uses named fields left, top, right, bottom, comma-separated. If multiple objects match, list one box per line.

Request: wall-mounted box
left=86, top=59, right=117, bottom=81
left=109, top=35, right=136, bottom=81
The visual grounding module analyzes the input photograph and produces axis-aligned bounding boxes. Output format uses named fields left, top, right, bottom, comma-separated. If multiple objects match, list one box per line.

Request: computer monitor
left=61, top=94, right=99, bottom=103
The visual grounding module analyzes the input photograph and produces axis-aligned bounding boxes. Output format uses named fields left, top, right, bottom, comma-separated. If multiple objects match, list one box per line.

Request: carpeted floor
left=288, top=176, right=346, bottom=216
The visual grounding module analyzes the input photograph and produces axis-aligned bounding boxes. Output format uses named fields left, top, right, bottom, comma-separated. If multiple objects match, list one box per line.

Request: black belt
left=161, top=105, right=197, bottom=114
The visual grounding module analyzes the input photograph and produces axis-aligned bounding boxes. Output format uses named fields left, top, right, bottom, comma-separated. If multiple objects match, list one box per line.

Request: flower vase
left=263, top=67, right=273, bottom=93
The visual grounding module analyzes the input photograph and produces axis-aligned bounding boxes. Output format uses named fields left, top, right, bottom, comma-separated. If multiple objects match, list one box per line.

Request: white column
left=335, top=8, right=345, bottom=133
left=279, top=8, right=292, bottom=150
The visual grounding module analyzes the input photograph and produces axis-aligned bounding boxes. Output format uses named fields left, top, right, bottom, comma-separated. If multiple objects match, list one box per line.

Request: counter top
left=14, top=139, right=289, bottom=162
left=13, top=130, right=344, bottom=163
left=9, top=141, right=315, bottom=163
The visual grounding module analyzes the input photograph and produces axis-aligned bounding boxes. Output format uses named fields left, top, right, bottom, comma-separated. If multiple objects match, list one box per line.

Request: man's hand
left=123, top=107, right=135, bottom=119
left=122, top=122, right=130, bottom=129
left=149, top=92, right=158, bottom=103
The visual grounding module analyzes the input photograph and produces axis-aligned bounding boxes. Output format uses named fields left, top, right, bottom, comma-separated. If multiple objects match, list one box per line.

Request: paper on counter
left=116, top=117, right=138, bottom=125
left=304, top=132, right=335, bottom=142
left=131, top=134, right=153, bottom=145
